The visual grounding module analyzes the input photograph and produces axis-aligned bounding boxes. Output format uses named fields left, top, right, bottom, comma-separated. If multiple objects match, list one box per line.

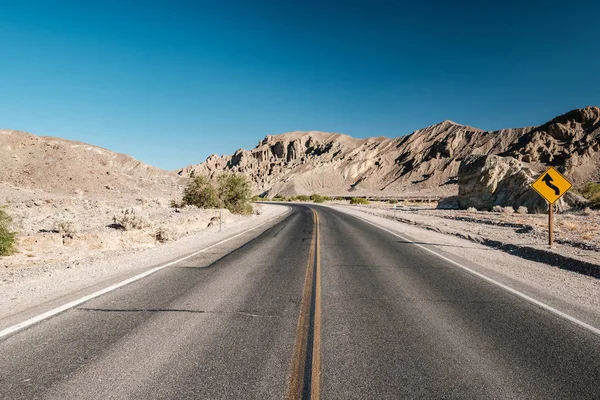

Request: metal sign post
left=531, top=167, right=572, bottom=249
left=548, top=202, right=554, bottom=247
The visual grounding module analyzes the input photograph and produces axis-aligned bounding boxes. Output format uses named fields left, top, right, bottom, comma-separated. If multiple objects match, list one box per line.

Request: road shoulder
left=0, top=204, right=291, bottom=328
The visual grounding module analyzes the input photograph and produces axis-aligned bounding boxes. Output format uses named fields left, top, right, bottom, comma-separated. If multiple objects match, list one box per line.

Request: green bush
left=183, top=174, right=252, bottom=214
left=580, top=182, right=600, bottom=197
left=580, top=182, right=600, bottom=207
left=0, top=206, right=17, bottom=256
left=217, top=174, right=253, bottom=215
left=272, top=194, right=287, bottom=202
left=183, top=175, right=220, bottom=209
left=296, top=195, right=311, bottom=202
left=388, top=199, right=398, bottom=204
left=311, top=194, right=325, bottom=203
left=350, top=197, right=370, bottom=205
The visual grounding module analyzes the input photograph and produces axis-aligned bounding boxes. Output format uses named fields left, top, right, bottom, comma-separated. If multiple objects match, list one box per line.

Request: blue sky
left=1, top=0, right=599, bottom=170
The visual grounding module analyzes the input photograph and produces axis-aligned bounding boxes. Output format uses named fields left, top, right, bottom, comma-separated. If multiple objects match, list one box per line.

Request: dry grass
left=113, top=208, right=151, bottom=231
left=56, top=219, right=77, bottom=238
left=559, top=220, right=579, bottom=232
left=154, top=226, right=176, bottom=243
left=582, top=232, right=595, bottom=240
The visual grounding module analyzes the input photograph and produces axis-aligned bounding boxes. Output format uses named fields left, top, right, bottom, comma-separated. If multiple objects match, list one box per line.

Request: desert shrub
left=580, top=182, right=600, bottom=207
left=580, top=182, right=600, bottom=198
left=322, top=196, right=332, bottom=201
left=183, top=176, right=220, bottom=209
left=56, top=219, right=77, bottom=238
left=388, top=199, right=398, bottom=204
left=582, top=232, right=595, bottom=240
left=170, top=199, right=184, bottom=209
left=516, top=206, right=528, bottom=214
left=350, top=197, right=370, bottom=205
left=154, top=226, right=176, bottom=243
left=288, top=196, right=298, bottom=202
left=490, top=205, right=514, bottom=214
left=217, top=173, right=253, bottom=214
left=311, top=194, right=325, bottom=203
left=0, top=206, right=17, bottom=256
left=182, top=174, right=253, bottom=215
left=296, top=195, right=311, bottom=202
left=113, top=208, right=150, bottom=230
left=466, top=207, right=477, bottom=212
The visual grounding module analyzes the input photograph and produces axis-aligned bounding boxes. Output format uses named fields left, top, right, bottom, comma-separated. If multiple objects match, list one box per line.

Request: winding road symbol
left=541, top=173, right=560, bottom=196
left=531, top=167, right=572, bottom=204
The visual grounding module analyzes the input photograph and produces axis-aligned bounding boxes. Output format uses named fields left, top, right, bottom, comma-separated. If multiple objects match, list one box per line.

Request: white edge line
left=0, top=207, right=292, bottom=339
left=348, top=211, right=600, bottom=337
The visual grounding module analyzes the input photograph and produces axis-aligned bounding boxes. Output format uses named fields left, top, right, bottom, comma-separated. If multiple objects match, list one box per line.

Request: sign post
left=531, top=167, right=573, bottom=248
left=548, top=203, right=554, bottom=247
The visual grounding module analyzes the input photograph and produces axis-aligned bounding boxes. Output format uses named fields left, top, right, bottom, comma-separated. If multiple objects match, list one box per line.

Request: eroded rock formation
left=437, top=155, right=587, bottom=212
left=179, top=106, right=600, bottom=198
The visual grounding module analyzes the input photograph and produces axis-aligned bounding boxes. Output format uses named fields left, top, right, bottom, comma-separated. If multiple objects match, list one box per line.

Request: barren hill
left=0, top=129, right=183, bottom=202
left=178, top=107, right=600, bottom=198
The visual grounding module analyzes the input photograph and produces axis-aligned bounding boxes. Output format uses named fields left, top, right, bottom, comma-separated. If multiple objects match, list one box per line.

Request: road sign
left=531, top=167, right=572, bottom=204
left=531, top=167, right=573, bottom=248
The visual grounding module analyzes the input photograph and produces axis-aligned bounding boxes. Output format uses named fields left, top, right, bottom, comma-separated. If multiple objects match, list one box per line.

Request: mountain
left=0, top=129, right=183, bottom=201
left=178, top=107, right=600, bottom=198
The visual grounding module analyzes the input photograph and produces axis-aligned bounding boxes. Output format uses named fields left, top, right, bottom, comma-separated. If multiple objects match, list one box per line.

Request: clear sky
left=1, top=0, right=599, bottom=170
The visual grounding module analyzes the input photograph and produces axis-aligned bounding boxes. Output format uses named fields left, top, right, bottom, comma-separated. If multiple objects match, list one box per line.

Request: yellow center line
left=311, top=210, right=322, bottom=399
left=286, top=208, right=322, bottom=400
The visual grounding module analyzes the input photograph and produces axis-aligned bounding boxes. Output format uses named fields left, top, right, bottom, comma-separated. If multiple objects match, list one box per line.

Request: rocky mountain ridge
left=179, top=106, right=600, bottom=197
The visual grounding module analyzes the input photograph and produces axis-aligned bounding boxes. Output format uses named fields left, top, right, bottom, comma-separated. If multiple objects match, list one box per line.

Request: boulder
left=437, top=155, right=587, bottom=213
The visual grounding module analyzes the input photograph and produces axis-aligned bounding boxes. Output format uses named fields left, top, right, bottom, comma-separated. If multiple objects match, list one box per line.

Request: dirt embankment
left=1, top=196, right=263, bottom=270
left=347, top=201, right=600, bottom=276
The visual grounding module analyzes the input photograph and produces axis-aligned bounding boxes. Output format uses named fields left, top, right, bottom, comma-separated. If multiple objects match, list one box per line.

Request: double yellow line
left=286, top=208, right=322, bottom=400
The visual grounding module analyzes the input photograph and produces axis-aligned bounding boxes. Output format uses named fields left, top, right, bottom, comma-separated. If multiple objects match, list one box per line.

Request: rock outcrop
left=437, top=155, right=587, bottom=212
left=501, top=107, right=600, bottom=183
left=179, top=106, right=600, bottom=198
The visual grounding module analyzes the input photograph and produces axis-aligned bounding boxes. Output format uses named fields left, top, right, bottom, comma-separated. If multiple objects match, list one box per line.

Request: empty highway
left=1, top=205, right=599, bottom=399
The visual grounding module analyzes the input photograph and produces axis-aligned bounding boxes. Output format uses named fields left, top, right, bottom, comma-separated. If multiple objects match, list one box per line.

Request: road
left=1, top=205, right=600, bottom=399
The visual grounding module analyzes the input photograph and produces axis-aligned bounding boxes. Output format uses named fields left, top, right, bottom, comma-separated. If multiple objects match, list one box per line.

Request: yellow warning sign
left=531, top=167, right=573, bottom=204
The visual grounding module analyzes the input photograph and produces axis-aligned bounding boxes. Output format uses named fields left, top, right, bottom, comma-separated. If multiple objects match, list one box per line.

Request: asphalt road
left=1, top=204, right=600, bottom=399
